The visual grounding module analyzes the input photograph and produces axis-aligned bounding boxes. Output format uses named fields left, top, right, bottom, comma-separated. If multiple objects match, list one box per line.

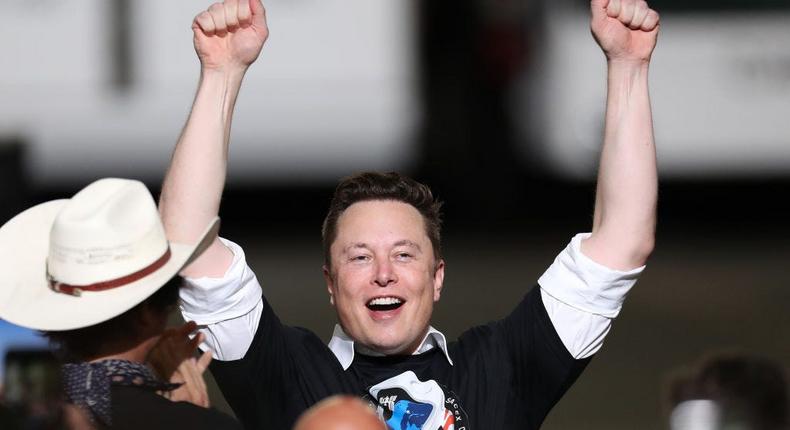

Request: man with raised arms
left=159, top=0, right=660, bottom=428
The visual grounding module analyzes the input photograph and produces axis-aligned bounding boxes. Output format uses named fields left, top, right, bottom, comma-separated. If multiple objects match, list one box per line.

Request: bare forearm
left=584, top=61, right=657, bottom=269
left=160, top=67, right=247, bottom=275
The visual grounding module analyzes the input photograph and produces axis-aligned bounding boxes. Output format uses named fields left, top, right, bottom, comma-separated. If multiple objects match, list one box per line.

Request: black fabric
left=211, top=285, right=590, bottom=430
left=108, top=385, right=242, bottom=430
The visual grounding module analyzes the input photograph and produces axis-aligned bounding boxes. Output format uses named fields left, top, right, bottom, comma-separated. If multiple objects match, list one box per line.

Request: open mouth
left=366, top=296, right=405, bottom=312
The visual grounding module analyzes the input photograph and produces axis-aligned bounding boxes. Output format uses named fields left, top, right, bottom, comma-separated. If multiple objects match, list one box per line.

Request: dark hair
left=666, top=352, right=789, bottom=429
left=44, top=276, right=183, bottom=362
left=321, top=172, right=443, bottom=267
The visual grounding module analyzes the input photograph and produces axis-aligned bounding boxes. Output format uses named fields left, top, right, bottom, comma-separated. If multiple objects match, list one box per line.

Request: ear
left=322, top=264, right=336, bottom=306
left=432, top=259, right=445, bottom=302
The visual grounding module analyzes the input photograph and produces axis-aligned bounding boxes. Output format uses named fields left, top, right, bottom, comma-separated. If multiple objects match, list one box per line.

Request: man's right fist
left=192, top=0, right=269, bottom=70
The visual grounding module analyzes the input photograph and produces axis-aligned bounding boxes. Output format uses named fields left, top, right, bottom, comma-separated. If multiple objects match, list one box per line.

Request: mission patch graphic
left=366, top=371, right=469, bottom=430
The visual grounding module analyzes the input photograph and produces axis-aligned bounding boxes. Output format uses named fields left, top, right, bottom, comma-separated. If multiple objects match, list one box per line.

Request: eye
left=350, top=255, right=371, bottom=263
left=395, top=252, right=414, bottom=261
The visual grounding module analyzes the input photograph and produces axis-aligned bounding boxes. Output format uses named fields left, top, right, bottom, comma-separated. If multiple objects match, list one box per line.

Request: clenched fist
left=591, top=0, right=659, bottom=64
left=193, top=0, right=269, bottom=71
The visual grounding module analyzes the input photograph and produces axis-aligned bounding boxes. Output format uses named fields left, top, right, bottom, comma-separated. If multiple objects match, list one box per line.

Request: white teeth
left=368, top=297, right=402, bottom=306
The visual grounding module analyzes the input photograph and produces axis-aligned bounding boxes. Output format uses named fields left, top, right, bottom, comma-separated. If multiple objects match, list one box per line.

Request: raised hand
left=164, top=351, right=213, bottom=407
left=148, top=321, right=213, bottom=407
left=591, top=0, right=659, bottom=64
left=193, top=0, right=269, bottom=71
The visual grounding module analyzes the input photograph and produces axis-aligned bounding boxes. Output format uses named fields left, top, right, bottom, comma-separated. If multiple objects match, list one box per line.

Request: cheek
left=407, top=271, right=438, bottom=302
left=333, top=271, right=366, bottom=303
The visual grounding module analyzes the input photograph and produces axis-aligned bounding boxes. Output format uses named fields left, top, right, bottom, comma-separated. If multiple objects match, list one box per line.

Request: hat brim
left=0, top=200, right=219, bottom=331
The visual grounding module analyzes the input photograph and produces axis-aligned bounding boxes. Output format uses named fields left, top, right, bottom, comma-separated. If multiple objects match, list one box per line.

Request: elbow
left=582, top=230, right=655, bottom=270
left=628, top=236, right=655, bottom=267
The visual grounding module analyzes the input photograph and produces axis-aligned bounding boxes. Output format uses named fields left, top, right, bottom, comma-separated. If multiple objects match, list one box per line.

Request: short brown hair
left=321, top=172, right=443, bottom=267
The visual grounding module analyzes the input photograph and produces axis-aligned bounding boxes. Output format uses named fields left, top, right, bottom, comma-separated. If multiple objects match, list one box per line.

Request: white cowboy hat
left=0, top=178, right=219, bottom=331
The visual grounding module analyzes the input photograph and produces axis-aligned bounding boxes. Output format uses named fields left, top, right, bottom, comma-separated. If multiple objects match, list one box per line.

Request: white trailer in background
left=0, top=0, right=417, bottom=185
left=3, top=1, right=789, bottom=184
left=519, top=2, right=790, bottom=179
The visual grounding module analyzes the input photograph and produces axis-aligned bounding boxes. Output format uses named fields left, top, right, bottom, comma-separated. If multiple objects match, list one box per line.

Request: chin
left=376, top=343, right=410, bottom=356
left=364, top=332, right=421, bottom=356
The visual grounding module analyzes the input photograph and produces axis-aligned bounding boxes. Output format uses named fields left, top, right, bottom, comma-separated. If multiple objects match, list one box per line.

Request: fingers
left=618, top=0, right=635, bottom=27
left=605, top=0, right=658, bottom=31
left=191, top=361, right=210, bottom=407
left=158, top=321, right=196, bottom=343
left=238, top=0, right=252, bottom=27
left=249, top=0, right=267, bottom=28
left=179, top=359, right=210, bottom=407
left=197, top=349, right=213, bottom=373
left=194, top=11, right=216, bottom=37
left=629, top=1, right=649, bottom=30
left=187, top=331, right=205, bottom=351
left=194, top=0, right=261, bottom=37
left=180, top=361, right=200, bottom=402
left=148, top=321, right=205, bottom=381
left=224, top=0, right=240, bottom=30
left=606, top=0, right=621, bottom=18
left=207, top=3, right=228, bottom=36
left=176, top=320, right=198, bottom=337
left=641, top=9, right=660, bottom=31
left=590, top=0, right=609, bottom=23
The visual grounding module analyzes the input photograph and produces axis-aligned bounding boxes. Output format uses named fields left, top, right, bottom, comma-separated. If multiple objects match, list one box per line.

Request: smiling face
left=324, top=200, right=445, bottom=355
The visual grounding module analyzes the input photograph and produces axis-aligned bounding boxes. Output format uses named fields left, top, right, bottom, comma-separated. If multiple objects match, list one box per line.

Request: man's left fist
left=591, top=0, right=660, bottom=63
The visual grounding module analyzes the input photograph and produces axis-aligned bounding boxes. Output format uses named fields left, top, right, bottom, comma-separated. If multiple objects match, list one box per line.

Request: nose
left=373, top=259, right=397, bottom=287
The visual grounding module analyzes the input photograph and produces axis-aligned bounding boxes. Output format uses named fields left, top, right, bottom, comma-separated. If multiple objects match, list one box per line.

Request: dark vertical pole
left=0, top=138, right=29, bottom=224
left=109, top=0, right=132, bottom=90
left=415, top=0, right=537, bottom=229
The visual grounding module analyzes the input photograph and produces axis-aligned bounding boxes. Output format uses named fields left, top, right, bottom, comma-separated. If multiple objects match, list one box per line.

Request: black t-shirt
left=109, top=385, right=242, bottom=430
left=210, top=286, right=590, bottom=430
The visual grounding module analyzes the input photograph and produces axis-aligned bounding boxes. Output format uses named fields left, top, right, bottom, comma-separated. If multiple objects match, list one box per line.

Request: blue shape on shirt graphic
left=385, top=400, right=433, bottom=430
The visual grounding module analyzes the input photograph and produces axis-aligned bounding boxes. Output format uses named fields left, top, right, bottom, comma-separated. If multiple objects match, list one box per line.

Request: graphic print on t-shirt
left=367, top=371, right=469, bottom=430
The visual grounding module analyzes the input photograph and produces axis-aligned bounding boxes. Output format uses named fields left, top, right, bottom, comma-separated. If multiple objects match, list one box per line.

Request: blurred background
left=1, top=0, right=788, bottom=428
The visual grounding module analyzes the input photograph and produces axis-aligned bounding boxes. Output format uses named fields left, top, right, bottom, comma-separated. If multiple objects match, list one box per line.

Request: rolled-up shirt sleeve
left=180, top=238, right=263, bottom=360
left=538, top=232, right=645, bottom=359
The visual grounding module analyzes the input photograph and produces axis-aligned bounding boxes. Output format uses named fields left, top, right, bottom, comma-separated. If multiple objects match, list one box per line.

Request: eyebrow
left=393, top=240, right=422, bottom=251
left=342, top=240, right=422, bottom=253
left=344, top=243, right=370, bottom=253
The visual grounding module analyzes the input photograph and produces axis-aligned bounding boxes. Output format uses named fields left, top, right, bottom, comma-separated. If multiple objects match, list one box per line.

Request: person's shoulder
left=287, top=325, right=340, bottom=359
left=455, top=286, right=543, bottom=339
left=449, top=286, right=545, bottom=359
left=111, top=385, right=242, bottom=430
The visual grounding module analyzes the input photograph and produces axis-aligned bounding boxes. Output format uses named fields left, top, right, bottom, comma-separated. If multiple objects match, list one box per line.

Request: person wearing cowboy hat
left=0, top=178, right=241, bottom=429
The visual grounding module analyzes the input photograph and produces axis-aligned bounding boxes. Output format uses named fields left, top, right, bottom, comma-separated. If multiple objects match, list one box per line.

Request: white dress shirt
left=180, top=233, right=644, bottom=364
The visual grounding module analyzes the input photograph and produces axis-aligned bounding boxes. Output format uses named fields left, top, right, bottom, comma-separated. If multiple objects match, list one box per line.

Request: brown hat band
left=47, top=248, right=172, bottom=297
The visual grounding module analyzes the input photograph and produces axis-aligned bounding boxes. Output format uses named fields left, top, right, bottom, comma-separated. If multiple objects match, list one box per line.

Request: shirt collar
left=327, top=324, right=454, bottom=370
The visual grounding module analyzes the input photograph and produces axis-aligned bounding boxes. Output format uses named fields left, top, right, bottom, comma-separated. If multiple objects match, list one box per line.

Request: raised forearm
left=160, top=67, right=247, bottom=276
left=162, top=68, right=245, bottom=227
left=581, top=0, right=659, bottom=270
left=585, top=61, right=657, bottom=269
